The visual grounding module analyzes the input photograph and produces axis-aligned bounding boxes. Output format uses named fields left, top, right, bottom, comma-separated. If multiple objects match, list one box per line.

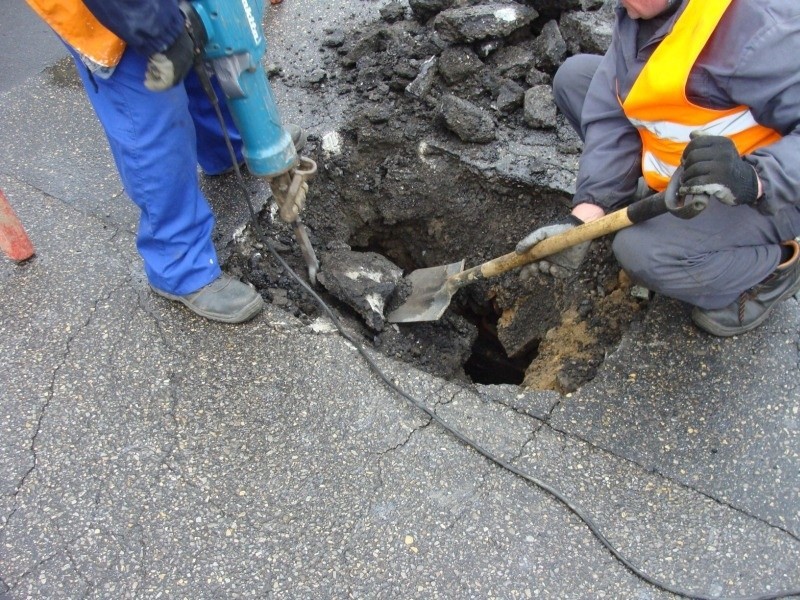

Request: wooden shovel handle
left=451, top=191, right=668, bottom=289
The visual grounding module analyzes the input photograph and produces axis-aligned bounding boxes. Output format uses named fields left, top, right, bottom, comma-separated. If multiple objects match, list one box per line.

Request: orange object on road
left=0, top=188, right=35, bottom=261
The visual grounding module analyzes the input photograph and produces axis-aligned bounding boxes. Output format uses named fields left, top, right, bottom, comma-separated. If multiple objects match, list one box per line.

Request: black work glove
left=144, top=27, right=196, bottom=91
left=516, top=215, right=588, bottom=280
left=679, top=133, right=759, bottom=206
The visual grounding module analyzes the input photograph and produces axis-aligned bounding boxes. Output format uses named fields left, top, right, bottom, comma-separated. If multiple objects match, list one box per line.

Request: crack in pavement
left=2, top=281, right=178, bottom=596
left=379, top=420, right=432, bottom=457
left=541, top=420, right=800, bottom=545
left=3, top=547, right=62, bottom=594
left=374, top=380, right=453, bottom=457
left=5, top=280, right=127, bottom=530
left=64, top=539, right=94, bottom=597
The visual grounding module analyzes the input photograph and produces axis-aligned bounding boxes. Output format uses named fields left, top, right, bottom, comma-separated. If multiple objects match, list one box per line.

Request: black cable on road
left=196, top=62, right=800, bottom=600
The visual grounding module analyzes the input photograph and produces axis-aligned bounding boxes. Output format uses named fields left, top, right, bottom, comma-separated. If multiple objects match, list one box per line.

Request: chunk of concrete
left=532, top=20, right=567, bottom=72
left=433, top=3, right=538, bottom=44
left=438, top=46, right=484, bottom=85
left=317, top=249, right=403, bottom=332
left=440, top=93, right=497, bottom=143
left=560, top=8, right=614, bottom=55
left=406, top=56, right=438, bottom=100
left=409, top=0, right=457, bottom=22
left=487, top=42, right=535, bottom=80
left=495, top=80, right=526, bottom=112
left=523, top=84, right=557, bottom=129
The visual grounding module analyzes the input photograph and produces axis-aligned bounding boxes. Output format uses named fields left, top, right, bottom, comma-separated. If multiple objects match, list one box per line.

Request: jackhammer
left=183, top=0, right=320, bottom=283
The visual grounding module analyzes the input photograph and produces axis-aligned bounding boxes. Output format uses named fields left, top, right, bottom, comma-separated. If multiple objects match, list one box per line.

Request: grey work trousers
left=553, top=54, right=800, bottom=309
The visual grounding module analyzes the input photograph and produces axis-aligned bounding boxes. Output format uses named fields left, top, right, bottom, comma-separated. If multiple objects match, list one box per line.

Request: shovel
left=387, top=177, right=708, bottom=324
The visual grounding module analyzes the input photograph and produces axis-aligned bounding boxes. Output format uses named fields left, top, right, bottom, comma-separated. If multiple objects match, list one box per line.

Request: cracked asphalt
left=1, top=1, right=799, bottom=598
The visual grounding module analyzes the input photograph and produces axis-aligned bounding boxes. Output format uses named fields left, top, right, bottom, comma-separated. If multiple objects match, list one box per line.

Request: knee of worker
left=552, top=55, right=600, bottom=131
left=612, top=227, right=673, bottom=290
left=552, top=58, right=581, bottom=119
left=613, top=227, right=726, bottom=306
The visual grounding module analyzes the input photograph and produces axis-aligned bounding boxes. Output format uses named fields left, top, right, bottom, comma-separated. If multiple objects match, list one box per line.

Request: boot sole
left=152, top=287, right=264, bottom=324
left=691, top=275, right=800, bottom=337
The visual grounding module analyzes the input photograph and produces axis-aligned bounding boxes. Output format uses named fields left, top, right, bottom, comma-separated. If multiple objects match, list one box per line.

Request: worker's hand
left=679, top=133, right=759, bottom=206
left=516, top=215, right=588, bottom=280
left=144, top=27, right=196, bottom=91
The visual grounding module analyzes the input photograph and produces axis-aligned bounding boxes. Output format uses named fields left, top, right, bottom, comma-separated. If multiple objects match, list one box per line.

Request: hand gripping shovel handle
left=386, top=172, right=707, bottom=324
left=451, top=177, right=707, bottom=290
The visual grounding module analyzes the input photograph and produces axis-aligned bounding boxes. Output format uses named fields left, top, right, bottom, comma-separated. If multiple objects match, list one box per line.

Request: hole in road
left=227, top=132, right=646, bottom=393
left=461, top=309, right=539, bottom=386
left=224, top=4, right=648, bottom=393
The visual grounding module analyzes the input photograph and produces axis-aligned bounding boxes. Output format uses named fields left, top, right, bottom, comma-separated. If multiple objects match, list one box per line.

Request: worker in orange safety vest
left=515, top=0, right=800, bottom=337
left=22, top=0, right=298, bottom=323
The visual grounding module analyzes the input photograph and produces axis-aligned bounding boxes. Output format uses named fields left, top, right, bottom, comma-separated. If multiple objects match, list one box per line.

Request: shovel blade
left=386, top=260, right=465, bottom=323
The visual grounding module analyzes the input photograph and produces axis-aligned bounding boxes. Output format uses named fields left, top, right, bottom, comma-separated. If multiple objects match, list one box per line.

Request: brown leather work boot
left=691, top=239, right=800, bottom=337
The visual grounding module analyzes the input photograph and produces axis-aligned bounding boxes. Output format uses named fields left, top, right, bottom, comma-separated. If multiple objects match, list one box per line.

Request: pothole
left=225, top=0, right=648, bottom=393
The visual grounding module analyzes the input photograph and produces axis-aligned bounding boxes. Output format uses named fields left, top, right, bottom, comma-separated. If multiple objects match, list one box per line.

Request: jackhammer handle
left=454, top=191, right=674, bottom=287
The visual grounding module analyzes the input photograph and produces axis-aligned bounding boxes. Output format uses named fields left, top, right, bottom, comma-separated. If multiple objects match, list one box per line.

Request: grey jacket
left=575, top=0, right=800, bottom=215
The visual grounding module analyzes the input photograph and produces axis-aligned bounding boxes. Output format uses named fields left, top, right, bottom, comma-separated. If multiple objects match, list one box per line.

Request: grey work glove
left=516, top=215, right=588, bottom=280
left=679, top=133, right=759, bottom=206
left=144, top=27, right=196, bottom=91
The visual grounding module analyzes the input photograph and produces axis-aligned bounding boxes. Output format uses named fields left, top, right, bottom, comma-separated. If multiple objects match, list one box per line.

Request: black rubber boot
left=691, top=240, right=800, bottom=337
left=152, top=273, right=264, bottom=323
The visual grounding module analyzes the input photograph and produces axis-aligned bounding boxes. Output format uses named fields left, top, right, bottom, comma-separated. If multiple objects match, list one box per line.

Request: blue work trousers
left=71, top=47, right=244, bottom=295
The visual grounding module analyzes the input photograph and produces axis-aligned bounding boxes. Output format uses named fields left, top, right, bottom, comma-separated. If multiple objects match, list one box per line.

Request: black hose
left=195, top=62, right=800, bottom=600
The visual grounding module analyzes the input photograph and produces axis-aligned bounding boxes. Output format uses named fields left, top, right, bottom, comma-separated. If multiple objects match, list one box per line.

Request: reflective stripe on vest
left=25, top=0, right=125, bottom=68
left=621, top=0, right=780, bottom=191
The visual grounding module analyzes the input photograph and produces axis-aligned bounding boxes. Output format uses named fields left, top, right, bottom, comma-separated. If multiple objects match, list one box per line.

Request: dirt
left=225, top=0, right=647, bottom=392
left=522, top=261, right=645, bottom=393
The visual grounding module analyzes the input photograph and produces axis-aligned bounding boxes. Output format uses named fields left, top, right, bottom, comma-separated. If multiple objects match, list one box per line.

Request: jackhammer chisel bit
left=269, top=156, right=320, bottom=284
left=185, top=0, right=322, bottom=284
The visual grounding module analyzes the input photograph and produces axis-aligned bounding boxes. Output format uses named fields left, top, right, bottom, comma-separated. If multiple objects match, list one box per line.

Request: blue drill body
left=189, top=0, right=297, bottom=177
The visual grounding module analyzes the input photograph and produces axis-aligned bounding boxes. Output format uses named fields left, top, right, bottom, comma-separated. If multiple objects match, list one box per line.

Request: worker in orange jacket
left=518, top=0, right=800, bottom=337
left=23, top=0, right=271, bottom=323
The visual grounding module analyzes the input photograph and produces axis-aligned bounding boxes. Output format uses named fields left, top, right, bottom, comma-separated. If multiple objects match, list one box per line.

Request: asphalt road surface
left=0, top=0, right=67, bottom=92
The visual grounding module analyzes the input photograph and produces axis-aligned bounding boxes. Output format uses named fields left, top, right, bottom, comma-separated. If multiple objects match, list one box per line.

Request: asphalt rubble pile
left=228, top=0, right=642, bottom=392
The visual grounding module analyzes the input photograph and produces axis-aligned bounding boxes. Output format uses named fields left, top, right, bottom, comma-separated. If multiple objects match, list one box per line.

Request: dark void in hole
left=459, top=308, right=539, bottom=386
left=349, top=233, right=418, bottom=275
left=352, top=232, right=541, bottom=386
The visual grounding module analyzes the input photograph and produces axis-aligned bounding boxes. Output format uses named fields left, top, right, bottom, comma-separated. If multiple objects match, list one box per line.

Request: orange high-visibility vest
left=621, top=0, right=781, bottom=191
left=25, top=0, right=125, bottom=68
